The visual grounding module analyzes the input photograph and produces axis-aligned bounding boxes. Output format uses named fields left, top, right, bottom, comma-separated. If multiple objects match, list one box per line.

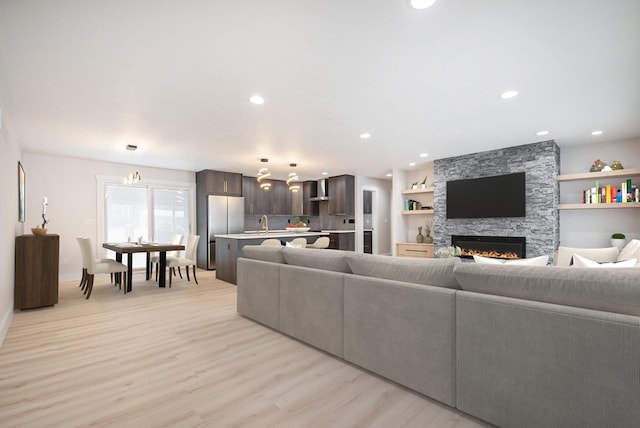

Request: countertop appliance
left=204, top=195, right=244, bottom=270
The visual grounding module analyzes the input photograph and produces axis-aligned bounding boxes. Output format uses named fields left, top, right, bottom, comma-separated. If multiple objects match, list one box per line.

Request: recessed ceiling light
left=409, top=162, right=416, bottom=166
left=360, top=133, right=371, bottom=139
left=536, top=130, right=549, bottom=136
left=321, top=172, right=328, bottom=175
left=410, top=0, right=437, bottom=10
left=500, top=90, right=519, bottom=99
left=386, top=173, right=393, bottom=177
left=248, top=95, right=265, bottom=105
left=419, top=153, right=428, bottom=158
left=592, top=130, right=603, bottom=136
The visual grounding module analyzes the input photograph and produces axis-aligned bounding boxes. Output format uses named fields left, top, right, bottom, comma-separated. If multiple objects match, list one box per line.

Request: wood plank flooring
left=0, top=270, right=491, bottom=428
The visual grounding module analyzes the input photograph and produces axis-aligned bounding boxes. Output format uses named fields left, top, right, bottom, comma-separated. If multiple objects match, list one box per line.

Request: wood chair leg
left=79, top=268, right=88, bottom=290
left=186, top=266, right=190, bottom=282
left=192, top=265, right=198, bottom=285
left=149, top=261, right=153, bottom=279
left=155, top=264, right=159, bottom=282
left=177, top=267, right=183, bottom=279
left=169, top=268, right=172, bottom=288
left=86, top=275, right=94, bottom=299
left=123, top=272, right=127, bottom=294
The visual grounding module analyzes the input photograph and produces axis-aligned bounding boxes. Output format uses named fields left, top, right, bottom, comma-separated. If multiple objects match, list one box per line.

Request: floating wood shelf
left=401, top=209, right=434, bottom=215
left=557, top=168, right=640, bottom=182
left=558, top=202, right=640, bottom=210
left=401, top=187, right=434, bottom=195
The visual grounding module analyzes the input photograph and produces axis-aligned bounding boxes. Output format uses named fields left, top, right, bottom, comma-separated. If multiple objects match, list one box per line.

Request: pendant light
left=124, top=144, right=141, bottom=185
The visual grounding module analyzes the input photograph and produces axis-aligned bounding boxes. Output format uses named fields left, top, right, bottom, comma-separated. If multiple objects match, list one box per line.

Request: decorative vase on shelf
left=416, top=227, right=424, bottom=243
left=611, top=160, right=624, bottom=170
left=424, top=229, right=433, bottom=244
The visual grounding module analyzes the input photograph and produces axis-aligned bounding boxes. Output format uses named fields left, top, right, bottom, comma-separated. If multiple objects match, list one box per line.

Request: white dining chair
left=77, top=235, right=118, bottom=290
left=166, top=235, right=200, bottom=287
left=149, top=234, right=183, bottom=281
left=76, top=237, right=128, bottom=299
left=307, top=236, right=330, bottom=249
left=290, top=237, right=307, bottom=248
left=261, top=239, right=282, bottom=246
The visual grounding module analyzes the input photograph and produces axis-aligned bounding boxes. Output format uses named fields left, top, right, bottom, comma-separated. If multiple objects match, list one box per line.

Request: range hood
left=309, top=179, right=329, bottom=201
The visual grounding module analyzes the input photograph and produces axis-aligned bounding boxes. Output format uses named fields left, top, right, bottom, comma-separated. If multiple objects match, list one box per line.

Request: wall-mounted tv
left=446, top=172, right=525, bottom=219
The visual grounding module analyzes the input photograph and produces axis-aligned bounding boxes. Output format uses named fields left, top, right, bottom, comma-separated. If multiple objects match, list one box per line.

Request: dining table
left=102, top=242, right=185, bottom=292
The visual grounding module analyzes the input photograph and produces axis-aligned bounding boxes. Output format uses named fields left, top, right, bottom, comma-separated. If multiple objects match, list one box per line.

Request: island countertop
left=215, top=231, right=329, bottom=240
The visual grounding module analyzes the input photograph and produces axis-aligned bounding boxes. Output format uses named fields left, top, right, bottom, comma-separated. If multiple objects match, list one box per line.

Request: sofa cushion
left=473, top=254, right=549, bottom=266
left=618, top=239, right=640, bottom=264
left=347, top=253, right=461, bottom=289
left=241, top=245, right=286, bottom=264
left=573, top=254, right=637, bottom=268
left=453, top=263, right=640, bottom=316
left=282, top=247, right=351, bottom=273
left=555, top=246, right=619, bottom=266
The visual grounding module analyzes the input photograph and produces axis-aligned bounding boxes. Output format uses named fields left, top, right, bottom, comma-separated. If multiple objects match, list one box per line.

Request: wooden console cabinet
left=396, top=242, right=434, bottom=258
left=15, top=234, right=59, bottom=309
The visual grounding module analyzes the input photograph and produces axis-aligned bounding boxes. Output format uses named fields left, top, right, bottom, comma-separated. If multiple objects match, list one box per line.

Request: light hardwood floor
left=0, top=270, right=491, bottom=428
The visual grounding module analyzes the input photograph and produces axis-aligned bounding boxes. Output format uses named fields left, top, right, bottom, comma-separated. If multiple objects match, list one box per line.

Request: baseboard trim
left=0, top=306, right=14, bottom=347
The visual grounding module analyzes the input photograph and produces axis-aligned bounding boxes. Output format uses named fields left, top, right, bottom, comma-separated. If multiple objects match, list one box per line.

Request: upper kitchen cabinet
left=328, top=174, right=355, bottom=215
left=243, top=177, right=292, bottom=215
left=363, top=190, right=373, bottom=214
left=243, top=176, right=269, bottom=214
left=270, top=180, right=291, bottom=215
left=302, top=181, right=319, bottom=216
left=197, top=170, right=242, bottom=196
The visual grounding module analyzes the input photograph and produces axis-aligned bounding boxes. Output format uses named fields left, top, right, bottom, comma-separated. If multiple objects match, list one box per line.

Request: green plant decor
left=611, top=233, right=626, bottom=239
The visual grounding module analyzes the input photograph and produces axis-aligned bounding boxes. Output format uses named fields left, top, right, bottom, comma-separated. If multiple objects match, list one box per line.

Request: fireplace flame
left=460, top=248, right=520, bottom=259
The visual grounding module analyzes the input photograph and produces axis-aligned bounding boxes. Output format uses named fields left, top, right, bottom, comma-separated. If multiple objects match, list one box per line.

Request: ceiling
left=0, top=0, right=638, bottom=181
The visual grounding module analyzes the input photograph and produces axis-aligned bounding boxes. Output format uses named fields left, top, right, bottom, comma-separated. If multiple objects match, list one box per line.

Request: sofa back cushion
left=555, top=246, right=619, bottom=266
left=347, top=253, right=461, bottom=289
left=282, top=247, right=351, bottom=273
left=454, top=263, right=640, bottom=316
left=241, top=245, right=286, bottom=264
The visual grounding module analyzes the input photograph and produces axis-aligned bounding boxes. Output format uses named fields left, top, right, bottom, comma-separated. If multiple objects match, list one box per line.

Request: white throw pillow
left=473, top=254, right=549, bottom=266
left=573, top=253, right=637, bottom=268
left=617, top=239, right=640, bottom=263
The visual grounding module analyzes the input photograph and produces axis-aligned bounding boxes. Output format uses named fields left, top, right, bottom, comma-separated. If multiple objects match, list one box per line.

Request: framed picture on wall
left=18, top=161, right=25, bottom=223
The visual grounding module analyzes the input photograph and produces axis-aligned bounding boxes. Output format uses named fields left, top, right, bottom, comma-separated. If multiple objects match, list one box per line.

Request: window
left=99, top=177, right=193, bottom=269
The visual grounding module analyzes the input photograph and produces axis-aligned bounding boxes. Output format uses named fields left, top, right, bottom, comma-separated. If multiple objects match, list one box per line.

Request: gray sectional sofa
left=236, top=246, right=640, bottom=428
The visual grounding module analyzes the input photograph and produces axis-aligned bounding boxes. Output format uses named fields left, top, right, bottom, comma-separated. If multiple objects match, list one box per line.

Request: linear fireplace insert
left=451, top=235, right=526, bottom=259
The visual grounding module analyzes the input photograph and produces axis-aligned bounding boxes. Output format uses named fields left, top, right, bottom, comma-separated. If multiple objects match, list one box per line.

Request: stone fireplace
left=433, top=141, right=560, bottom=263
left=451, top=235, right=526, bottom=259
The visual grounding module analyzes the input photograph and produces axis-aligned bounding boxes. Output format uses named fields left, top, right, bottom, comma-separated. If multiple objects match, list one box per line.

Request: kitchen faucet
left=260, top=215, right=269, bottom=235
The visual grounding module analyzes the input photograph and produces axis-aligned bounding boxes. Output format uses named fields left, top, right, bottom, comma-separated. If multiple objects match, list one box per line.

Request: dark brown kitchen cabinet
left=302, top=181, right=319, bottom=216
left=243, top=177, right=292, bottom=215
left=15, top=234, right=59, bottom=309
left=328, top=232, right=355, bottom=251
left=270, top=181, right=291, bottom=214
left=197, top=170, right=242, bottom=196
left=243, top=176, right=269, bottom=214
left=328, top=175, right=355, bottom=215
left=363, top=190, right=373, bottom=214
left=363, top=230, right=373, bottom=254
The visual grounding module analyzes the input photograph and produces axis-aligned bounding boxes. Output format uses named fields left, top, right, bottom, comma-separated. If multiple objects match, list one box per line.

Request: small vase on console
left=416, top=227, right=424, bottom=243
left=424, top=228, right=433, bottom=244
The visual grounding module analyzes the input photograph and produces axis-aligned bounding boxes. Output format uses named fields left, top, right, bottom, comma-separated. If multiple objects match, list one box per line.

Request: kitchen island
left=214, top=231, right=329, bottom=284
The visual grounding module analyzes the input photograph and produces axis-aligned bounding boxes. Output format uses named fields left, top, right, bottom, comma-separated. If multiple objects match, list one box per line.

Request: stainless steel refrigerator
left=205, top=195, right=244, bottom=270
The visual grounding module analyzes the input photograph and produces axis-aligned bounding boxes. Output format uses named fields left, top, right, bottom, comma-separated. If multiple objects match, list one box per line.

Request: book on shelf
left=580, top=179, right=638, bottom=204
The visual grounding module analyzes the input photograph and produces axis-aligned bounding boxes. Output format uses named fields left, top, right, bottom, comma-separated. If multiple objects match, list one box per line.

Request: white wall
left=0, top=70, right=23, bottom=344
left=22, top=152, right=196, bottom=282
left=355, top=176, right=392, bottom=255
left=559, top=138, right=640, bottom=247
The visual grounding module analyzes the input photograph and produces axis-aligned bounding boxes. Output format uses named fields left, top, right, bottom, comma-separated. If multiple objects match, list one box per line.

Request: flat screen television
left=446, top=172, right=525, bottom=219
